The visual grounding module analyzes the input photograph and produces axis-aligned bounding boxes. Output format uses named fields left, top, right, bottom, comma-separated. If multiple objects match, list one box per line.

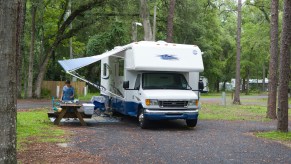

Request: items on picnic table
left=52, top=97, right=81, bottom=112
left=51, top=95, right=107, bottom=116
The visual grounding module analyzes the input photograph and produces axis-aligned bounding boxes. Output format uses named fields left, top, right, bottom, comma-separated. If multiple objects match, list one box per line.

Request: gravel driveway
left=65, top=117, right=291, bottom=164
left=17, top=97, right=291, bottom=163
left=17, top=99, right=52, bottom=110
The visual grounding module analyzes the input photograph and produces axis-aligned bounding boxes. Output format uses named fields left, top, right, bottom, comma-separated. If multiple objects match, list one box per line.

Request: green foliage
left=78, top=92, right=100, bottom=101
left=17, top=109, right=67, bottom=150
left=41, top=88, right=51, bottom=98
left=82, top=21, right=130, bottom=86
left=86, top=21, right=130, bottom=55
left=21, top=0, right=285, bottom=94
left=241, top=2, right=270, bottom=80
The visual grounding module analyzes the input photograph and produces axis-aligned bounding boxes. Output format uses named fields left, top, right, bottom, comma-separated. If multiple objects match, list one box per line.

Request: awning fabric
left=58, top=44, right=131, bottom=72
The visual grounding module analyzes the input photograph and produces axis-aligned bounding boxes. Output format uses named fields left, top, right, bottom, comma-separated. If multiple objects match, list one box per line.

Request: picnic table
left=48, top=103, right=91, bottom=126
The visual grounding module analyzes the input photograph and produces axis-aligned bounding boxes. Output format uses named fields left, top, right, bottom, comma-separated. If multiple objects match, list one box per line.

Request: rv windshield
left=142, top=73, right=191, bottom=90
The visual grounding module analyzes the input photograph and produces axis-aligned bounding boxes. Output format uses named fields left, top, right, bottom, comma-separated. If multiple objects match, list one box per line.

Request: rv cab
left=122, top=72, right=200, bottom=128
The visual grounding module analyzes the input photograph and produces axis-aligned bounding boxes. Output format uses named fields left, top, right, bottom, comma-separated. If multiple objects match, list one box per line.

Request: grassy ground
left=255, top=131, right=291, bottom=147
left=199, top=104, right=270, bottom=122
left=255, top=131, right=291, bottom=141
left=17, top=109, right=67, bottom=150
left=200, top=100, right=291, bottom=144
left=201, top=92, right=269, bottom=97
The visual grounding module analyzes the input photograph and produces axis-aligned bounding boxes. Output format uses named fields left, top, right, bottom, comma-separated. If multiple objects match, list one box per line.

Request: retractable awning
left=58, top=44, right=131, bottom=99
left=58, top=44, right=131, bottom=72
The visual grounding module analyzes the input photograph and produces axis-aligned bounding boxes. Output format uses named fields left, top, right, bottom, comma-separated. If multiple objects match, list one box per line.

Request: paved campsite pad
left=49, top=115, right=120, bottom=125
left=17, top=116, right=291, bottom=163
left=17, top=97, right=291, bottom=163
left=62, top=118, right=291, bottom=163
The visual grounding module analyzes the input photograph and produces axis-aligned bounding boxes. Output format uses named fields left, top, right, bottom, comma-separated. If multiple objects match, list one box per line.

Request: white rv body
left=100, top=41, right=204, bottom=126
left=59, top=41, right=204, bottom=128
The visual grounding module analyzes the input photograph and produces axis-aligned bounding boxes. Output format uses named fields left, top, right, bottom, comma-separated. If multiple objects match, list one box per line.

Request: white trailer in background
left=199, top=76, right=209, bottom=93
left=59, top=41, right=205, bottom=128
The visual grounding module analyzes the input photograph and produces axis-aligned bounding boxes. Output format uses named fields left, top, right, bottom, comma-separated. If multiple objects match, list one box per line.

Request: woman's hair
left=65, top=80, right=71, bottom=84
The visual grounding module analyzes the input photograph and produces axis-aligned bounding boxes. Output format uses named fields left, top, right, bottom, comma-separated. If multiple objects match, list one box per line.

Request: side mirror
left=198, top=80, right=204, bottom=91
left=123, top=81, right=129, bottom=89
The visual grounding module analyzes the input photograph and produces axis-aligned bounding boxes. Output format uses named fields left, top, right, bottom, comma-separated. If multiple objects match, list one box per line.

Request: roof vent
left=156, top=40, right=167, bottom=44
left=114, top=46, right=122, bottom=49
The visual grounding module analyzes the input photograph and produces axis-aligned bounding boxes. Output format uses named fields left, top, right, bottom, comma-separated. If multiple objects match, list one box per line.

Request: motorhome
left=59, top=41, right=204, bottom=128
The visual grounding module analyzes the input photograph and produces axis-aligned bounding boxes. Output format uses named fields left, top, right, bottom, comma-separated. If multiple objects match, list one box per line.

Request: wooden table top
left=60, top=103, right=82, bottom=107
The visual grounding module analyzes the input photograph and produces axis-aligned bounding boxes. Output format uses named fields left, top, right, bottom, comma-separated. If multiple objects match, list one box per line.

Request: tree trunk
left=246, top=67, right=250, bottom=95
left=34, top=50, right=52, bottom=98
left=0, top=0, right=18, bottom=163
left=233, top=0, right=242, bottom=105
left=23, top=57, right=28, bottom=98
left=27, top=6, right=37, bottom=98
left=166, top=0, right=176, bottom=43
left=242, top=78, right=246, bottom=92
left=267, top=0, right=279, bottom=119
left=262, top=63, right=266, bottom=92
left=257, top=70, right=259, bottom=92
left=277, top=0, right=291, bottom=132
left=16, top=0, right=26, bottom=98
left=140, top=0, right=153, bottom=41
left=153, top=5, right=157, bottom=41
left=216, top=79, right=219, bottom=93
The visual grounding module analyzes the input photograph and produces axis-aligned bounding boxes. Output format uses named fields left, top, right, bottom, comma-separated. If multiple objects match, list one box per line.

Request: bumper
left=144, top=109, right=199, bottom=120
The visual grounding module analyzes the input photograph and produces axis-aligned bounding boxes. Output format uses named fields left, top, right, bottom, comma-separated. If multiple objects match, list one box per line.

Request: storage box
left=82, top=103, right=95, bottom=115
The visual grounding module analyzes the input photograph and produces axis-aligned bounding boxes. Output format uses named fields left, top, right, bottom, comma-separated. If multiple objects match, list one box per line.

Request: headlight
left=145, top=99, right=159, bottom=106
left=188, top=100, right=199, bottom=106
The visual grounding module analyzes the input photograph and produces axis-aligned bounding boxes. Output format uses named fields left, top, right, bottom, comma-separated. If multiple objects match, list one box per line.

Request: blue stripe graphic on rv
left=158, top=54, right=178, bottom=60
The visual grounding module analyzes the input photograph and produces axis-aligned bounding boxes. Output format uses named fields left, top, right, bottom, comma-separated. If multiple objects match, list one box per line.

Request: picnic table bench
left=48, top=103, right=92, bottom=126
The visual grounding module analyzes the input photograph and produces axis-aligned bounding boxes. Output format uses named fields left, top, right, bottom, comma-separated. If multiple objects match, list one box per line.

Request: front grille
left=159, top=101, right=188, bottom=108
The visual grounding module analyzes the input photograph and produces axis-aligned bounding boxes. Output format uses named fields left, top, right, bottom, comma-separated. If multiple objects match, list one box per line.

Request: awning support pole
left=67, top=71, right=124, bottom=100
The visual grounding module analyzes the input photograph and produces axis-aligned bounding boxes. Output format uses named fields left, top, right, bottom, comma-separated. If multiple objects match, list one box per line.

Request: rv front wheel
left=138, top=108, right=149, bottom=129
left=186, top=119, right=197, bottom=127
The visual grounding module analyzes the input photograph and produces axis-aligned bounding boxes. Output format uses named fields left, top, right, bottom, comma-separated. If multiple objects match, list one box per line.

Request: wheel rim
left=139, top=112, right=144, bottom=125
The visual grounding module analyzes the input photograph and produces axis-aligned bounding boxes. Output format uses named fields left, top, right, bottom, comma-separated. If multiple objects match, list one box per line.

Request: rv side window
left=119, top=59, right=124, bottom=76
left=103, top=63, right=107, bottom=76
left=134, top=74, right=141, bottom=90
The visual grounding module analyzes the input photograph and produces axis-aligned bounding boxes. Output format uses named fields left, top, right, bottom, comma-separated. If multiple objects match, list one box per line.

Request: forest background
left=20, top=0, right=288, bottom=99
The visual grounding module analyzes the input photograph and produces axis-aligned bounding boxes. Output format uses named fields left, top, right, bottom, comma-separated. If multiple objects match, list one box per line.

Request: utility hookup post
left=221, top=92, right=226, bottom=106
left=131, top=22, right=142, bottom=42
left=131, top=22, right=137, bottom=42
left=84, top=85, right=88, bottom=96
left=56, top=86, right=60, bottom=98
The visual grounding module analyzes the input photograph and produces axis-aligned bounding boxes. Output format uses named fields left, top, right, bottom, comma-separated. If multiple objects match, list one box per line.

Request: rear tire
left=186, top=119, right=197, bottom=127
left=138, top=108, right=149, bottom=129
